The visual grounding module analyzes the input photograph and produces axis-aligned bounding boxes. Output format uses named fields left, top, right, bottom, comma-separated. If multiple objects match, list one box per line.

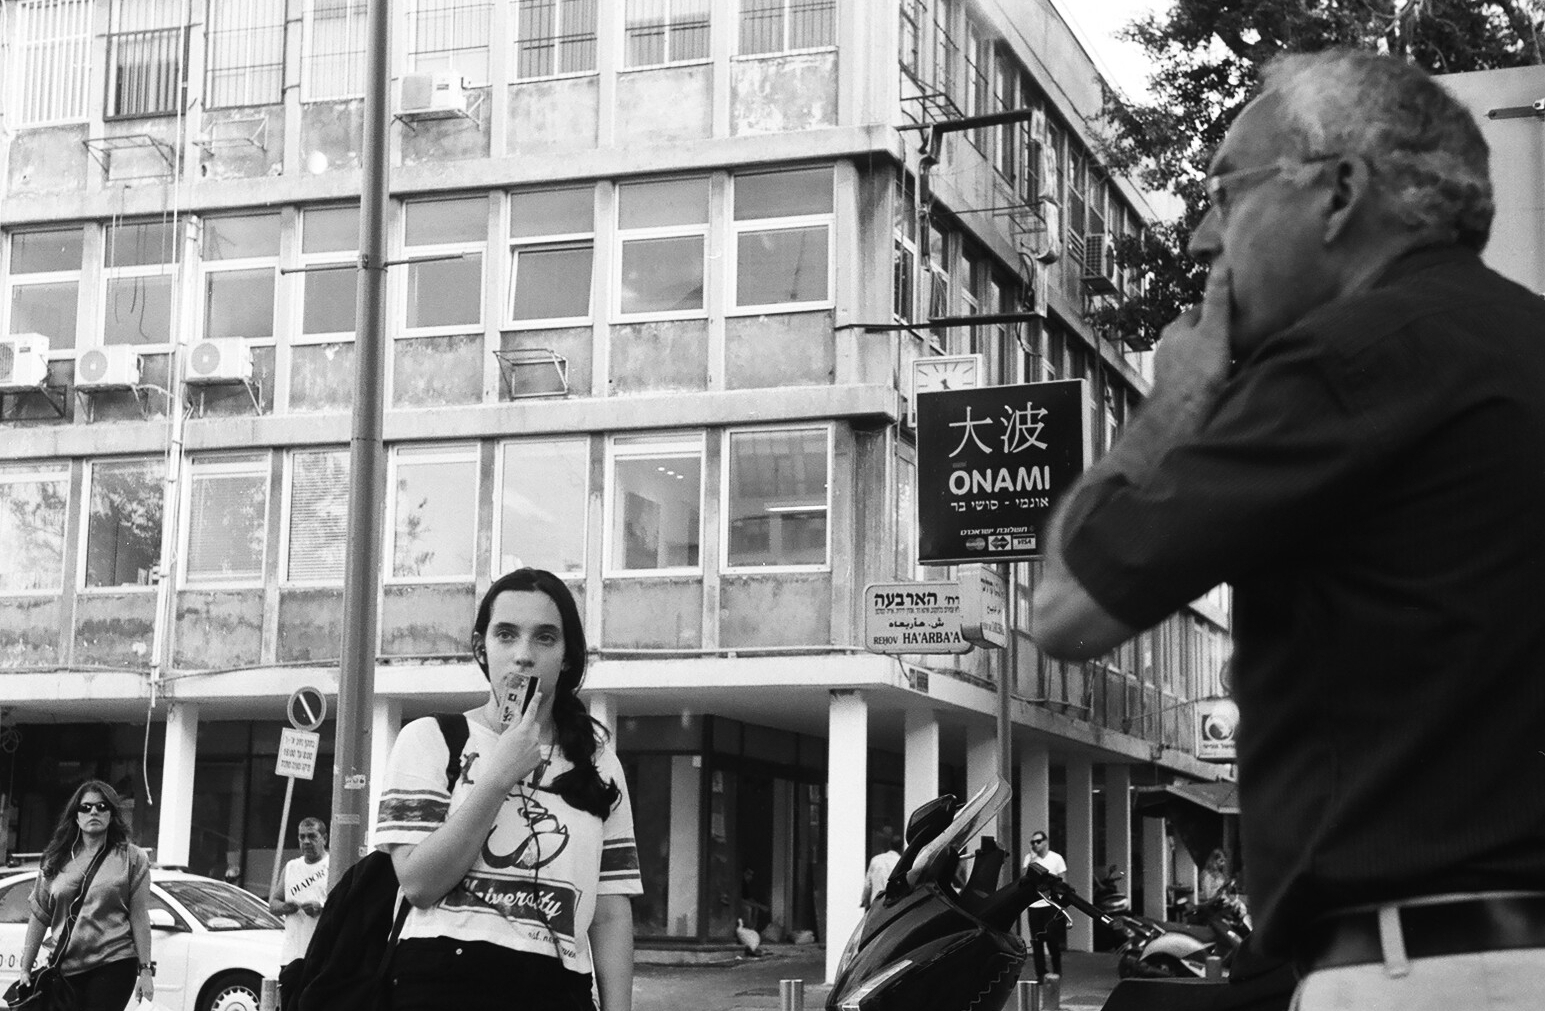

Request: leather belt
left=1297, top=895, right=1545, bottom=973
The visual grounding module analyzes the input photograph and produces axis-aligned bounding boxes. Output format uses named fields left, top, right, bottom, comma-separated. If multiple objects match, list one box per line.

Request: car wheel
left=198, top=970, right=263, bottom=1011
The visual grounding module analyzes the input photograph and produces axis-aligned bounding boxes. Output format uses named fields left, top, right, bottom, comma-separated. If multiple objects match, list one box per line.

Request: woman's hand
left=17, top=966, right=31, bottom=987
left=484, top=687, right=546, bottom=791
left=135, top=967, right=155, bottom=1003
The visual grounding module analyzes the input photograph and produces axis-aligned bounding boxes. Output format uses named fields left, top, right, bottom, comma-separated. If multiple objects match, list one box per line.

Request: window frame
left=204, top=0, right=287, bottom=109
left=301, top=0, right=368, bottom=102
left=384, top=442, right=480, bottom=585
left=279, top=446, right=350, bottom=587
left=604, top=431, right=706, bottom=577
left=11, top=0, right=93, bottom=127
left=294, top=205, right=360, bottom=347
left=178, top=452, right=272, bottom=590
left=623, top=0, right=712, bottom=70
left=613, top=176, right=711, bottom=323
left=0, top=461, right=70, bottom=597
left=399, top=195, right=488, bottom=339
left=407, top=0, right=493, bottom=85
left=199, top=211, right=281, bottom=348
left=736, top=0, right=837, bottom=57
left=101, top=218, right=181, bottom=351
left=78, top=455, right=164, bottom=593
left=3, top=226, right=84, bottom=357
left=719, top=423, right=833, bottom=574
left=728, top=167, right=835, bottom=315
left=512, top=0, right=600, bottom=82
left=492, top=436, right=591, bottom=577
left=505, top=185, right=596, bottom=329
left=105, top=0, right=190, bottom=121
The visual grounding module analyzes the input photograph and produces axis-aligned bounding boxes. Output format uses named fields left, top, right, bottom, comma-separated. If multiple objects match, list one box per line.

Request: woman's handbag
left=2, top=845, right=111, bottom=1011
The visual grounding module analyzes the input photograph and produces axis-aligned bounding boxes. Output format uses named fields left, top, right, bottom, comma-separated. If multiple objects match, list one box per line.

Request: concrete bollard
left=1205, top=955, right=1223, bottom=980
left=1041, top=972, right=1061, bottom=1010
left=779, top=978, right=805, bottom=1011
left=259, top=978, right=279, bottom=1011
left=1016, top=978, right=1042, bottom=1011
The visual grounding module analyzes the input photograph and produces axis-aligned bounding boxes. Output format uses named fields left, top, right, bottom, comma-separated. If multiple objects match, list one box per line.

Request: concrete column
left=1175, top=837, right=1199, bottom=911
left=586, top=691, right=615, bottom=735
left=667, top=755, right=702, bottom=937
left=1065, top=756, right=1094, bottom=951
left=825, top=691, right=869, bottom=984
left=368, top=698, right=402, bottom=834
left=1017, top=745, right=1051, bottom=864
left=903, top=709, right=940, bottom=831
left=1103, top=765, right=1132, bottom=898
left=1141, top=815, right=1169, bottom=921
left=155, top=703, right=199, bottom=867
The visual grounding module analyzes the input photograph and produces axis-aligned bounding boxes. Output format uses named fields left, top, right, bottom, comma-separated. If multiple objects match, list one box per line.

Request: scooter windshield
left=905, top=776, right=1012, bottom=889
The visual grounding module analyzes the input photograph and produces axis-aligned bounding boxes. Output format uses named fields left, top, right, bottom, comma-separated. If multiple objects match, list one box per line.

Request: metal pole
left=267, top=776, right=296, bottom=902
left=331, top=0, right=392, bottom=885
left=778, top=979, right=805, bottom=1011
left=997, top=562, right=1015, bottom=851
left=1016, top=979, right=1041, bottom=1011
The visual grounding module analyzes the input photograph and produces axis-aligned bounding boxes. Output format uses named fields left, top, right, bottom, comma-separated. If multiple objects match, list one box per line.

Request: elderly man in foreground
left=1032, top=49, right=1545, bottom=1010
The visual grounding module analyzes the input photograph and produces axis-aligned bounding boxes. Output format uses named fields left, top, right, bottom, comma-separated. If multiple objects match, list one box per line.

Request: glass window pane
left=618, top=177, right=709, bottom=228
left=739, top=0, right=782, bottom=54
left=405, top=197, right=486, bottom=246
left=727, top=429, right=827, bottom=567
left=407, top=253, right=482, bottom=328
left=620, top=236, right=704, bottom=314
left=736, top=226, right=828, bottom=305
left=186, top=464, right=269, bottom=582
left=302, top=269, right=358, bottom=334
left=104, top=275, right=175, bottom=345
left=512, top=246, right=592, bottom=319
left=202, top=214, right=282, bottom=260
left=510, top=188, right=593, bottom=238
left=12, top=228, right=84, bottom=273
left=287, top=450, right=349, bottom=582
left=107, top=221, right=180, bottom=266
left=0, top=469, right=68, bottom=592
left=9, top=283, right=79, bottom=349
left=734, top=167, right=833, bottom=219
left=86, top=459, right=164, bottom=588
left=205, top=270, right=275, bottom=339
left=392, top=452, right=477, bottom=578
left=302, top=206, right=361, bottom=253
left=611, top=450, right=700, bottom=570
left=499, top=440, right=587, bottom=573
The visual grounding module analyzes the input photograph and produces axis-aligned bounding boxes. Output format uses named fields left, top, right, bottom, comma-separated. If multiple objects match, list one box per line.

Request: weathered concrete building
left=0, top=0, right=1231, bottom=965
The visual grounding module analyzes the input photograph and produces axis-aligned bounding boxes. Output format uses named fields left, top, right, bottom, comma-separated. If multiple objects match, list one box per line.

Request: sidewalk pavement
left=634, top=945, right=1123, bottom=1011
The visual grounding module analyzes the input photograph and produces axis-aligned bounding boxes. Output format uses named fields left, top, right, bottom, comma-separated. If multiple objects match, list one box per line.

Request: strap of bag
left=46, top=843, right=112, bottom=970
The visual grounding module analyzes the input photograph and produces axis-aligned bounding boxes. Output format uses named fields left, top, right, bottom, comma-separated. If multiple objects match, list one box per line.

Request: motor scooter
left=1117, top=885, right=1252, bottom=979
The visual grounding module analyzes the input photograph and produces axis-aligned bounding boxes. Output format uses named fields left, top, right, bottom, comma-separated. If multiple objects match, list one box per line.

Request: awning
left=1133, top=781, right=1240, bottom=817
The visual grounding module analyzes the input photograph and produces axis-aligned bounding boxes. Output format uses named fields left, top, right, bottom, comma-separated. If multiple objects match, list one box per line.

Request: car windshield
left=159, top=879, right=282, bottom=931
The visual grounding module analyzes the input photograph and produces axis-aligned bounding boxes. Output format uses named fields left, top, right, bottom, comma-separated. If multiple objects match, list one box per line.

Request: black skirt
left=387, top=937, right=596, bottom=1011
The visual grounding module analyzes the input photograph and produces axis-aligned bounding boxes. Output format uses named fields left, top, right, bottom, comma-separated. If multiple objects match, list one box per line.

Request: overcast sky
left=1051, top=0, right=1166, bottom=101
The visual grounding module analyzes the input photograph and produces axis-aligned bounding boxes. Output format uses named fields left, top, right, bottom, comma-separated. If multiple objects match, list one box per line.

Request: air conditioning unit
left=1017, top=200, right=1062, bottom=265
left=400, top=72, right=467, bottom=119
left=185, top=338, right=253, bottom=384
left=74, top=346, right=142, bottom=390
left=1037, top=146, right=1058, bottom=201
left=1082, top=232, right=1119, bottom=295
left=0, top=335, right=50, bottom=391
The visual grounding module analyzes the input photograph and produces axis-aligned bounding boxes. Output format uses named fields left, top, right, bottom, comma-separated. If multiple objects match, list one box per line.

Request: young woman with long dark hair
left=18, top=780, right=154, bottom=1010
left=373, top=568, right=641, bottom=1011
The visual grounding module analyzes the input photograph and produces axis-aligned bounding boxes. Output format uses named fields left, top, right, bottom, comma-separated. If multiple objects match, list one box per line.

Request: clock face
left=914, top=357, right=979, bottom=394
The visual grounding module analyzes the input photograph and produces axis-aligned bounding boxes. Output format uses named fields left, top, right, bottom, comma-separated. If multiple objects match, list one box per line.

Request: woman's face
left=480, top=590, right=567, bottom=724
left=76, top=790, right=111, bottom=838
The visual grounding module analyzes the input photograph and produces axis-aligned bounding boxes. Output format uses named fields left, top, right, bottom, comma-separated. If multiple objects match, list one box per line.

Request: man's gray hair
left=1260, top=49, right=1493, bottom=251
left=298, top=816, right=327, bottom=838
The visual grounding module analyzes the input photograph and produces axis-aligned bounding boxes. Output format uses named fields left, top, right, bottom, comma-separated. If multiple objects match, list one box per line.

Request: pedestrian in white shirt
left=1023, top=831, right=1067, bottom=981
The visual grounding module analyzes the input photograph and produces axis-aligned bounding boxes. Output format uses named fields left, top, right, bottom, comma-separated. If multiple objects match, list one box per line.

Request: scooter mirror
left=904, top=795, right=958, bottom=847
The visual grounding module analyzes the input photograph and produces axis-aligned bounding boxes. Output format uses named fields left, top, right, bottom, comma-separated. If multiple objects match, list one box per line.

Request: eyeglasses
left=77, top=801, right=112, bottom=815
left=1204, top=156, right=1338, bottom=221
left=1030, top=837, right=1047, bottom=845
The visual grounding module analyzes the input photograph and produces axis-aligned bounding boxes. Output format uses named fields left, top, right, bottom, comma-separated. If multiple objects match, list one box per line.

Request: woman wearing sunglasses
left=17, top=780, right=154, bottom=1011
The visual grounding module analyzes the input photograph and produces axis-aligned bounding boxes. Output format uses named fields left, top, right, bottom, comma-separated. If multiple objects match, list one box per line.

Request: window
left=303, top=0, right=367, bottom=101
left=408, top=0, right=492, bottom=83
left=299, top=206, right=359, bottom=342
left=723, top=427, right=829, bottom=569
left=932, top=0, right=960, bottom=108
left=496, top=439, right=588, bottom=574
left=83, top=458, right=163, bottom=589
left=12, top=0, right=92, bottom=126
left=607, top=434, right=703, bottom=573
left=899, top=0, right=923, bottom=79
left=5, top=227, right=83, bottom=351
left=732, top=166, right=833, bottom=310
left=202, top=213, right=280, bottom=342
left=893, top=174, right=916, bottom=323
left=896, top=454, right=919, bottom=580
left=182, top=455, right=270, bottom=586
left=389, top=444, right=478, bottom=580
left=0, top=464, right=68, bottom=593
left=107, top=0, right=189, bottom=119
left=514, top=0, right=598, bottom=79
left=616, top=177, right=709, bottom=318
left=284, top=448, right=349, bottom=583
left=402, top=196, right=486, bottom=333
left=104, top=220, right=180, bottom=346
left=205, top=0, right=285, bottom=108
left=740, top=0, right=834, bottom=54
left=625, top=0, right=710, bottom=68
left=508, top=187, right=594, bottom=324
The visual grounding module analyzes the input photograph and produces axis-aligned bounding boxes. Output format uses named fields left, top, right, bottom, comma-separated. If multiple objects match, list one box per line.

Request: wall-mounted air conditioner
left=185, top=338, right=253, bottom=384
left=1082, top=232, right=1119, bottom=294
left=0, top=335, right=50, bottom=391
left=400, top=72, right=468, bottom=119
left=74, top=346, right=142, bottom=389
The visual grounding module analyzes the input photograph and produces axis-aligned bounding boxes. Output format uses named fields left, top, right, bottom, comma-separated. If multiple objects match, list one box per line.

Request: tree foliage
left=1090, top=0, right=1545, bottom=349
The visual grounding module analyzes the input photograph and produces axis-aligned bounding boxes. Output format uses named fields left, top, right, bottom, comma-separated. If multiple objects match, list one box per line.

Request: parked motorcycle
left=1092, top=865, right=1131, bottom=951
left=1116, top=884, right=1252, bottom=979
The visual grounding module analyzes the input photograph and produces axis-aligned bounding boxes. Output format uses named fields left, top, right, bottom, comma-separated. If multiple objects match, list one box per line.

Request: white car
left=0, top=866, right=283, bottom=1011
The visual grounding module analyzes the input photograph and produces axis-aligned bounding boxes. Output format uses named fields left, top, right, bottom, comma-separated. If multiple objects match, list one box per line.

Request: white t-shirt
left=861, top=850, right=900, bottom=908
left=1024, top=849, right=1067, bottom=909
left=372, top=717, right=643, bottom=976
left=279, top=853, right=331, bottom=963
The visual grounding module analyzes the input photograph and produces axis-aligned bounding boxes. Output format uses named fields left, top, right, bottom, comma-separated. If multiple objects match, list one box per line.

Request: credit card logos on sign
left=965, top=537, right=986, bottom=551
left=1012, top=535, right=1036, bottom=550
left=988, top=535, right=1011, bottom=551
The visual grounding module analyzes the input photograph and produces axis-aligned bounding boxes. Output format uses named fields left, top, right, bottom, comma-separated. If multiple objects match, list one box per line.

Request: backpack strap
left=432, top=713, right=470, bottom=791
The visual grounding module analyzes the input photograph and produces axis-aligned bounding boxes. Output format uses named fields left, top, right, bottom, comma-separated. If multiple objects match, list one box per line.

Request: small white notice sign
left=276, top=728, right=321, bottom=780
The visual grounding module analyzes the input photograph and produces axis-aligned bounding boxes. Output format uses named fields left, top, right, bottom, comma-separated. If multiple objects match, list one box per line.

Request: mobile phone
left=498, top=676, right=541, bottom=728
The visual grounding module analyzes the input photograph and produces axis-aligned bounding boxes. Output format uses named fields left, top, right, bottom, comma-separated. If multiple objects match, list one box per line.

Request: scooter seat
left=1161, top=922, right=1220, bottom=943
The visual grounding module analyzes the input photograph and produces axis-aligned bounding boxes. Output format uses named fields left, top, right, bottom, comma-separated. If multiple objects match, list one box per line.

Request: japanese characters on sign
left=916, top=379, right=1090, bottom=565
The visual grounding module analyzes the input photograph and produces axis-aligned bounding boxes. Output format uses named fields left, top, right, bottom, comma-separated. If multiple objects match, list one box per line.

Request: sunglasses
left=77, top=801, right=112, bottom=815
left=1030, top=837, right=1047, bottom=845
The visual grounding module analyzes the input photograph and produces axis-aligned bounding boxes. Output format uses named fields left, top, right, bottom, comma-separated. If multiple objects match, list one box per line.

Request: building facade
left=0, top=0, right=1232, bottom=969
